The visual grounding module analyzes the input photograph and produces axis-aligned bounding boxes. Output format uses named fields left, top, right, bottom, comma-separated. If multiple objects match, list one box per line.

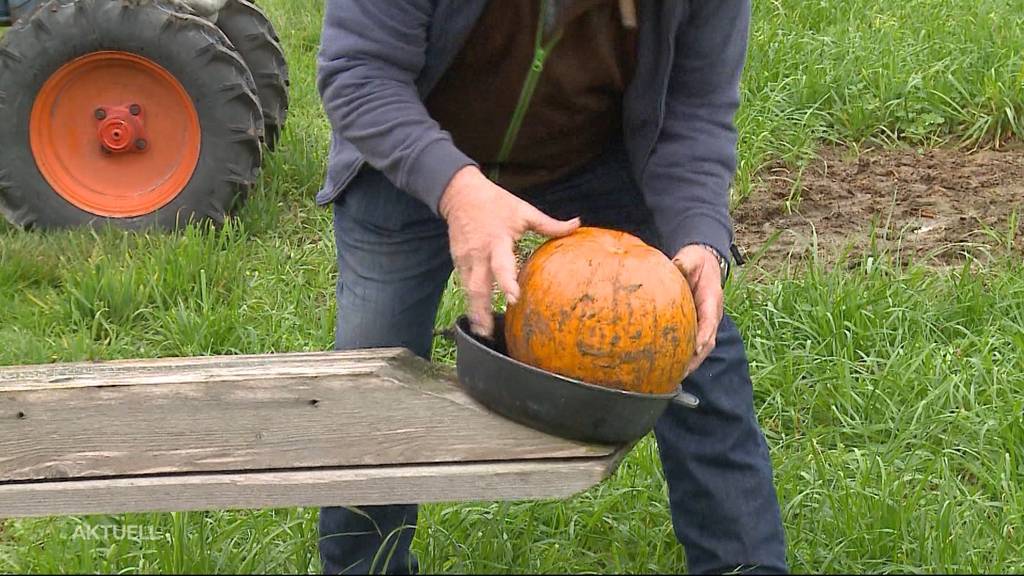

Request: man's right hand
left=439, top=165, right=581, bottom=338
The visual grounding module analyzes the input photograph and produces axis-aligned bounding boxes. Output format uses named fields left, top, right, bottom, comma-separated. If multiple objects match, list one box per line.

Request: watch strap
left=694, top=243, right=730, bottom=287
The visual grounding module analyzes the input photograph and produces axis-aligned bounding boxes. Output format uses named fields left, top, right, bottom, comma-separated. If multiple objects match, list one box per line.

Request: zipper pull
left=532, top=47, right=547, bottom=73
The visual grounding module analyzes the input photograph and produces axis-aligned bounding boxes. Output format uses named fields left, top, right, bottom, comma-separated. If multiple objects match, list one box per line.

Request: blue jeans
left=319, top=145, right=789, bottom=574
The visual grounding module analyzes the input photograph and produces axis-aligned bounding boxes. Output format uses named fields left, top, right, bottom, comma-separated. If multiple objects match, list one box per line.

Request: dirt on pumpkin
left=733, top=145, right=1024, bottom=273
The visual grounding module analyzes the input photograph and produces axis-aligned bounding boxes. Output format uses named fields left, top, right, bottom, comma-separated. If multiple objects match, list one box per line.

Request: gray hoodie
left=316, top=0, right=750, bottom=261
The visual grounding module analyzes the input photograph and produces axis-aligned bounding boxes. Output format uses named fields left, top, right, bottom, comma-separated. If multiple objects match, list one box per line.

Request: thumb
left=521, top=205, right=581, bottom=238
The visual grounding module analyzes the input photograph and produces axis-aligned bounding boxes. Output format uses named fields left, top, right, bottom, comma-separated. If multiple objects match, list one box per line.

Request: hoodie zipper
left=490, top=0, right=564, bottom=182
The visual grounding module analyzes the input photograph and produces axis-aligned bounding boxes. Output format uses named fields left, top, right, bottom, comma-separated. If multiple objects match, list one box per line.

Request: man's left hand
left=672, top=244, right=725, bottom=378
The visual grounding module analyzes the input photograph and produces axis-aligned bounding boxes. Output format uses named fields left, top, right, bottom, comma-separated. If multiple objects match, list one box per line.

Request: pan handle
left=672, top=386, right=700, bottom=409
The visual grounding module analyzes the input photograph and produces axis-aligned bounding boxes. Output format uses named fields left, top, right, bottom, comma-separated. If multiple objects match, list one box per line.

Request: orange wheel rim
left=30, top=51, right=201, bottom=218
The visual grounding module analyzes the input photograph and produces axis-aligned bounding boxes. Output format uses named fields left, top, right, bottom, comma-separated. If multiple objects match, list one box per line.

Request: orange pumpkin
left=504, top=227, right=697, bottom=395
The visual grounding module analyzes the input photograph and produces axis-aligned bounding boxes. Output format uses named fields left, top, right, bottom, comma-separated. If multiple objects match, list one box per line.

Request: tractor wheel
left=0, top=0, right=263, bottom=231
left=216, top=0, right=289, bottom=150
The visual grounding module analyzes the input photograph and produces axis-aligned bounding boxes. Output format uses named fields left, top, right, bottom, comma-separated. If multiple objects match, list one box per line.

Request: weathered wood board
left=0, top=348, right=629, bottom=518
left=0, top=456, right=630, bottom=518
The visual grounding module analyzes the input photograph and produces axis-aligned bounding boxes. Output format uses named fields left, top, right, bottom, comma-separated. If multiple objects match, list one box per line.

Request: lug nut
left=94, top=108, right=107, bottom=120
left=129, top=104, right=141, bottom=116
left=135, top=139, right=148, bottom=150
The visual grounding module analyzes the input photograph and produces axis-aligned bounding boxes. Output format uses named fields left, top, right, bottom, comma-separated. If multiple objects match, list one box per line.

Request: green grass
left=2, top=251, right=1022, bottom=574
left=1, top=0, right=1023, bottom=573
left=733, top=0, right=1024, bottom=201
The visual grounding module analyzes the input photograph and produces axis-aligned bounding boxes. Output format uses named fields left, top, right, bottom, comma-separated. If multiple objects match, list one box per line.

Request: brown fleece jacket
left=424, top=0, right=638, bottom=193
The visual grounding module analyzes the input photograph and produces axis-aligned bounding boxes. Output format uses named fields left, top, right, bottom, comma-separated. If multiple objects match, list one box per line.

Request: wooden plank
left=0, top=348, right=404, bottom=392
left=0, top=446, right=633, bottom=518
left=0, top=349, right=614, bottom=483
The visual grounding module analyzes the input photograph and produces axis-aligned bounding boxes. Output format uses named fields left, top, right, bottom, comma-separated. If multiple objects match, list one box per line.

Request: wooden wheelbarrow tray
left=0, top=349, right=631, bottom=518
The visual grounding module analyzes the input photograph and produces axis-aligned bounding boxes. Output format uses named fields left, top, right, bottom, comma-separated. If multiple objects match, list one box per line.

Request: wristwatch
left=696, top=244, right=730, bottom=287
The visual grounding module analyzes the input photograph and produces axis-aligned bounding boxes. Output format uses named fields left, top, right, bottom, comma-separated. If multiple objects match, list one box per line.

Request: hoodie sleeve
left=316, top=0, right=477, bottom=213
left=641, top=0, right=750, bottom=261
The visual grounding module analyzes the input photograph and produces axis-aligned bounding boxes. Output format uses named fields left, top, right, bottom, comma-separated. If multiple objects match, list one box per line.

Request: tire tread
left=216, top=0, right=288, bottom=150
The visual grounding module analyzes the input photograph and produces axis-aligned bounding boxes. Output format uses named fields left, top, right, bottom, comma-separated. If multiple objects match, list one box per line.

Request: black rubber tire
left=0, top=0, right=263, bottom=231
left=216, top=0, right=289, bottom=150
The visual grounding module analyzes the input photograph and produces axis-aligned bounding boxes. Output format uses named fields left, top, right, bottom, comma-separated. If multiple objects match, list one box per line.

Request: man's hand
left=672, top=244, right=725, bottom=378
left=439, top=166, right=580, bottom=338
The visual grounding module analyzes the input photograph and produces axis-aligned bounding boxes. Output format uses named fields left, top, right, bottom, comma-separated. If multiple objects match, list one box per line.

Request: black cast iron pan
left=453, top=314, right=700, bottom=445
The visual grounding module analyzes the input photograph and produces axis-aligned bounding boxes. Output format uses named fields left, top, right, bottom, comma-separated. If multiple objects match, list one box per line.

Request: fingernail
left=470, top=317, right=492, bottom=337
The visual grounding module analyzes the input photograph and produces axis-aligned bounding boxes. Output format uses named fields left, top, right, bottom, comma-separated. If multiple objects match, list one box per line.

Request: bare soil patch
left=734, top=145, right=1024, bottom=272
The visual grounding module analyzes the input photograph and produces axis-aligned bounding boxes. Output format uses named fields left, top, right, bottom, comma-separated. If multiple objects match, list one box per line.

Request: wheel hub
left=29, top=51, right=201, bottom=218
left=96, top=104, right=149, bottom=154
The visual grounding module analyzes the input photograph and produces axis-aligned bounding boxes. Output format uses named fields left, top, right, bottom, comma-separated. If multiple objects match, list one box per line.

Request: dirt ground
left=733, top=145, right=1024, bottom=272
